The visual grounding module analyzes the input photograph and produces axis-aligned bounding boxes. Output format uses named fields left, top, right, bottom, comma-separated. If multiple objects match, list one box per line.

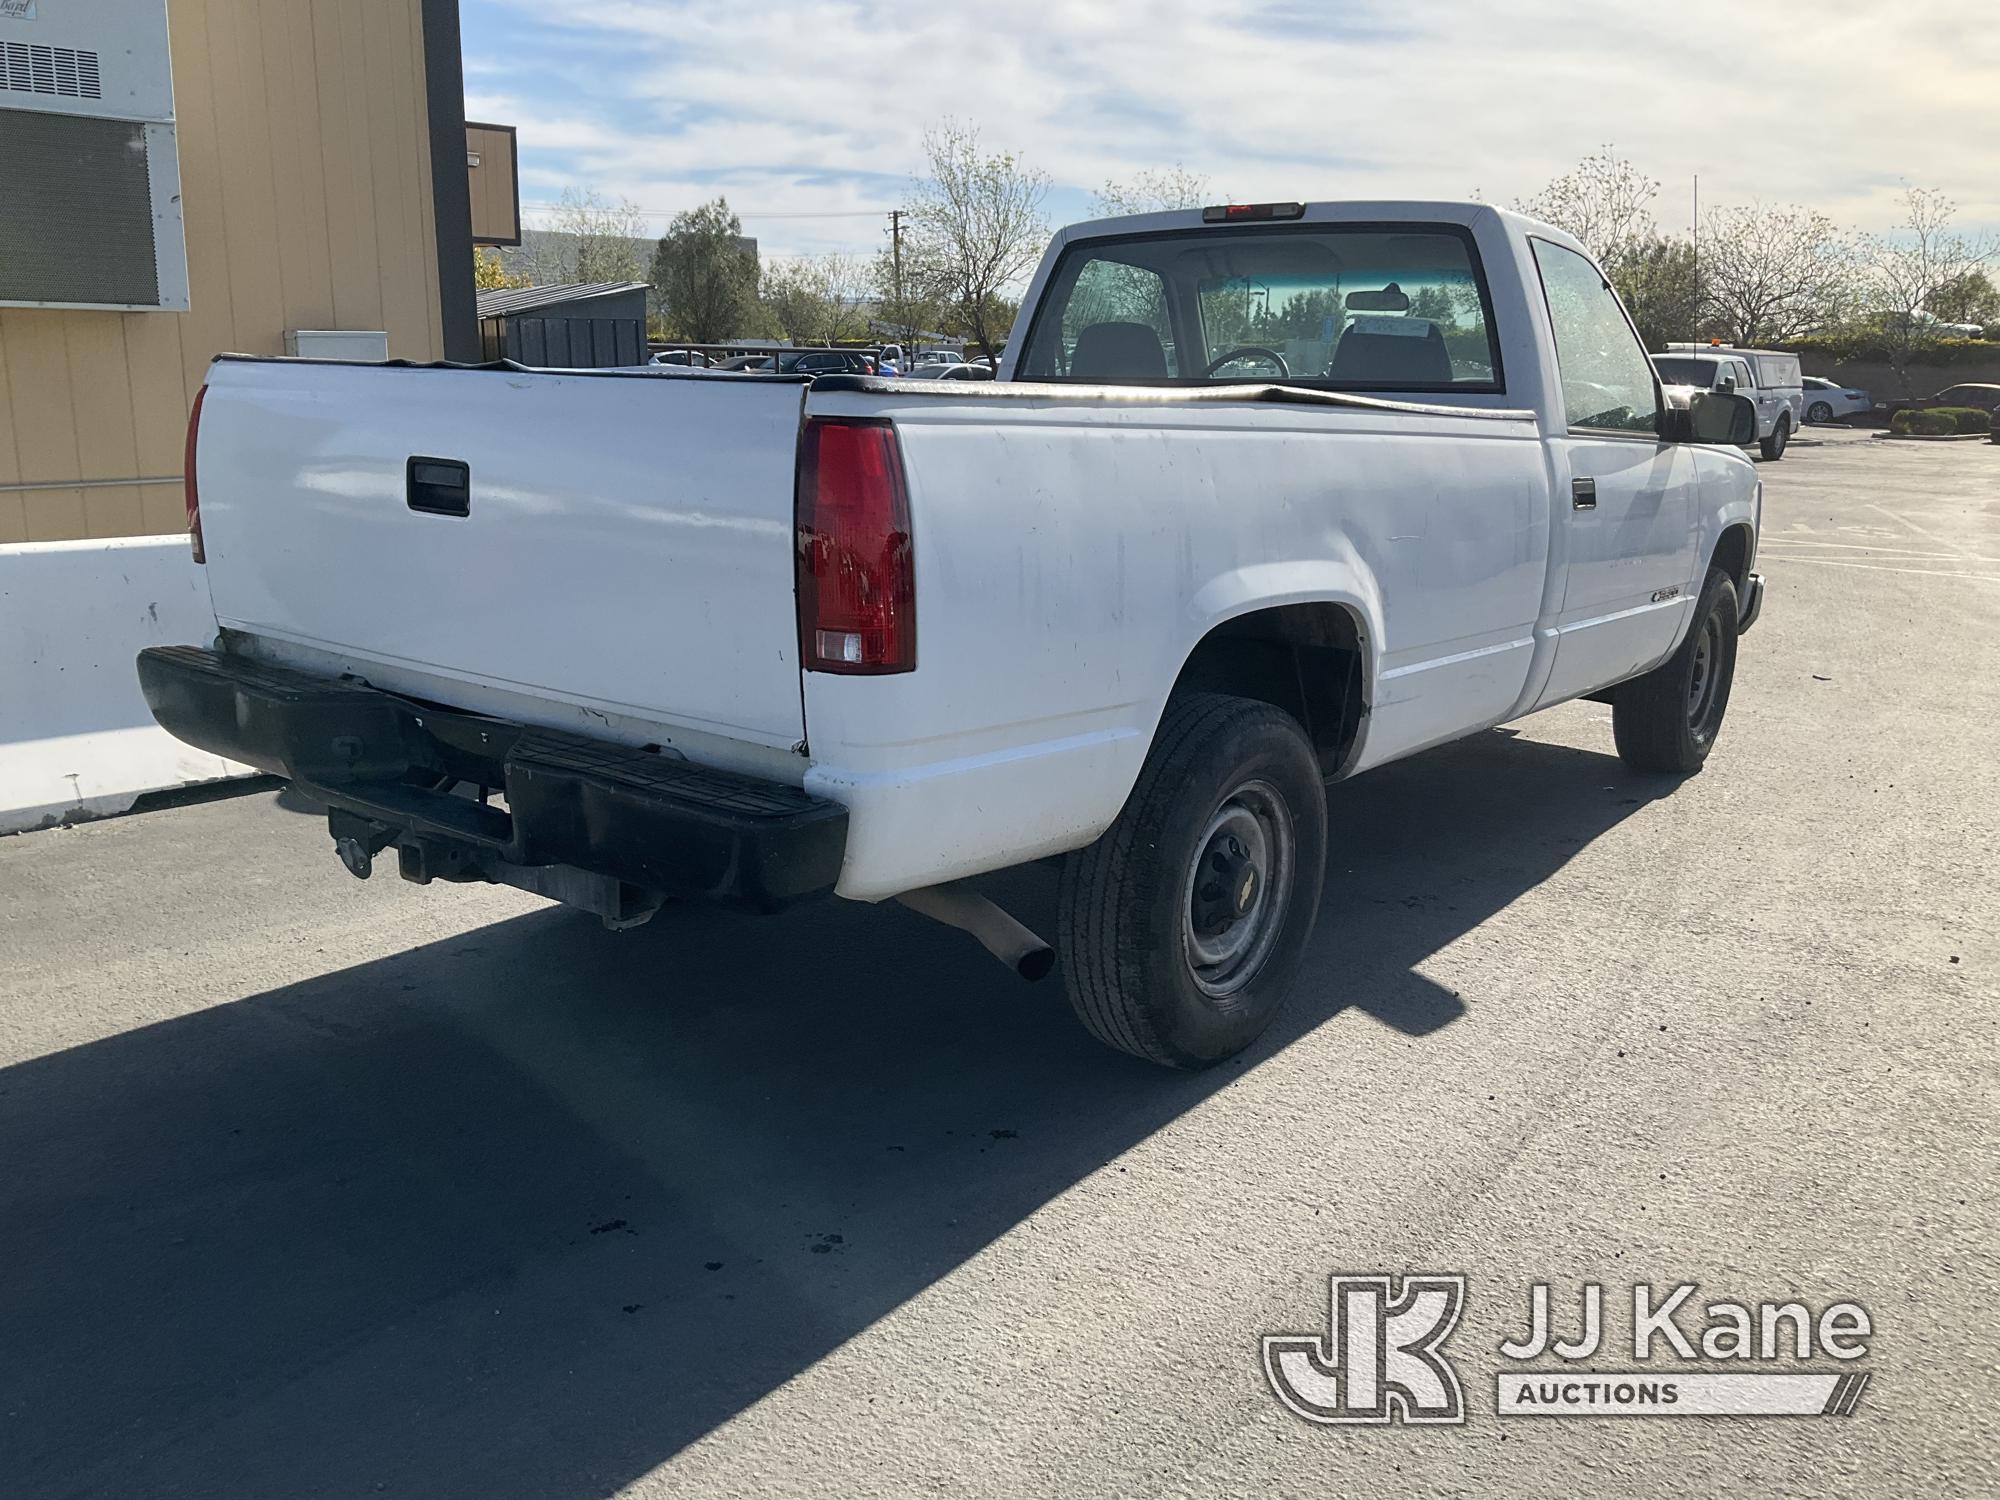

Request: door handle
left=1571, top=477, right=1597, bottom=511
left=407, top=456, right=470, bottom=517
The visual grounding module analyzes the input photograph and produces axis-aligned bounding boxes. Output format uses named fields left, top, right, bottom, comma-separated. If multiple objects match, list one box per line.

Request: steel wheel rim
left=1687, top=613, right=1721, bottom=728
left=1183, top=779, right=1295, bottom=1000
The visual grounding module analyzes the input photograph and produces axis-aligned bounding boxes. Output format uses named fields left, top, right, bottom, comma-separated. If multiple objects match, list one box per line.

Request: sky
left=460, top=0, right=2000, bottom=263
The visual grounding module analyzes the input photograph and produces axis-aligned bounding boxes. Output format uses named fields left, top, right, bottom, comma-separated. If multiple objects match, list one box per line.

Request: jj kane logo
left=1265, top=1276, right=1874, bottom=1426
left=1263, top=1274, right=1468, bottom=1425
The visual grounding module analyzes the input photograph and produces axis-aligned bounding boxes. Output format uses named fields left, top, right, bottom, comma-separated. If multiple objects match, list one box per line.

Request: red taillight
left=184, top=384, right=208, bottom=564
left=796, top=417, right=914, bottom=674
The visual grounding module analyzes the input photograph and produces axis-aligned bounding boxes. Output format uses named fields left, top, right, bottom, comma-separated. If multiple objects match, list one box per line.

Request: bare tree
left=1697, top=202, right=1856, bottom=345
left=761, top=254, right=870, bottom=345
left=871, top=245, right=941, bottom=347
left=1516, top=148, right=1658, bottom=264
left=522, top=187, right=648, bottom=285
left=905, top=120, right=1050, bottom=356
left=1857, top=187, right=1999, bottom=388
left=1092, top=165, right=1213, bottom=217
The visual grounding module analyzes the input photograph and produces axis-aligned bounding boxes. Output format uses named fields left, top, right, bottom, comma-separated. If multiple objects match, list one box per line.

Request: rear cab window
left=1016, top=222, right=1502, bottom=394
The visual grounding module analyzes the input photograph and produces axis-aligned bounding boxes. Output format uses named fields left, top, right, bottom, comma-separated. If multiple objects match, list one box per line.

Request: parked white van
left=1659, top=344, right=1804, bottom=459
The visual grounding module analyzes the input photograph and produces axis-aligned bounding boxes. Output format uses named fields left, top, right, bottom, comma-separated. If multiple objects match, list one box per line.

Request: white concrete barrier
left=0, top=537, right=251, bottom=835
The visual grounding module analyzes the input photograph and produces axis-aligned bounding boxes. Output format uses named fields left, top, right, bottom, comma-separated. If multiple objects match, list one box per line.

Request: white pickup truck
left=142, top=200, right=1764, bottom=1069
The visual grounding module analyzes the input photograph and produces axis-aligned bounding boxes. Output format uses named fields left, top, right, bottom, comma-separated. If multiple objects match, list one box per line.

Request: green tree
left=473, top=246, right=530, bottom=291
left=1605, top=236, right=1697, bottom=351
left=650, top=198, right=760, bottom=342
left=1925, top=267, right=2000, bottom=327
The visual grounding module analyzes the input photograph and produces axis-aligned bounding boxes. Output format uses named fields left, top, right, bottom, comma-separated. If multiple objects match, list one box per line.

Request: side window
left=1530, top=239, right=1661, bottom=434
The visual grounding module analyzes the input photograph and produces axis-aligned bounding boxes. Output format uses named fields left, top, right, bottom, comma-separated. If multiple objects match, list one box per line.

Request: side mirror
left=1686, top=390, right=1757, bottom=445
left=1716, top=375, right=1736, bottom=392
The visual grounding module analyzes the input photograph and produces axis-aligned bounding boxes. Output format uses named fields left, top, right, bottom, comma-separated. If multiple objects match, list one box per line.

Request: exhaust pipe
left=897, top=883, right=1055, bottom=981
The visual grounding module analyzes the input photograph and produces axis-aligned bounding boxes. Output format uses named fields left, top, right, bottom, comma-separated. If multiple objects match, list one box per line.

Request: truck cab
left=1657, top=344, right=1804, bottom=459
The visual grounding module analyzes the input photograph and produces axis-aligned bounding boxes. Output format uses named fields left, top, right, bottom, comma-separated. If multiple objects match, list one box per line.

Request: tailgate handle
left=407, top=457, right=470, bottom=517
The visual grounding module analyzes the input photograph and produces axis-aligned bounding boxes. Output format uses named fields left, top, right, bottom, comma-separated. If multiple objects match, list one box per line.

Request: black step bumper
left=136, top=645, right=846, bottom=909
left=1738, top=571, right=1765, bottom=633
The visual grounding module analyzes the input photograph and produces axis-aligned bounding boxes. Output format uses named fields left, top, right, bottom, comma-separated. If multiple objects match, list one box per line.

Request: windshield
left=1016, top=224, right=1500, bottom=391
left=1652, top=357, right=1719, bottom=387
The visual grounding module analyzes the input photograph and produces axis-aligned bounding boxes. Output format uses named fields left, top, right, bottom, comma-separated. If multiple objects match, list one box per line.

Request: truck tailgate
left=194, top=359, right=809, bottom=749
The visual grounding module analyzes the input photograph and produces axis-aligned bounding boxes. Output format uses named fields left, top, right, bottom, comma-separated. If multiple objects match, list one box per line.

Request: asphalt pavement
left=1, top=425, right=1994, bottom=1498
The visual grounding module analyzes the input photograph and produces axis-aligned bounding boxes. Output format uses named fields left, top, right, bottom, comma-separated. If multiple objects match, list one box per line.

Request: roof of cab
left=1050, top=200, right=1585, bottom=258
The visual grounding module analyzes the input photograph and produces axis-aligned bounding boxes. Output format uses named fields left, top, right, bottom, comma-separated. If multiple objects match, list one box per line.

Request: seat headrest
left=1328, top=321, right=1453, bottom=385
left=1070, top=321, right=1168, bottom=380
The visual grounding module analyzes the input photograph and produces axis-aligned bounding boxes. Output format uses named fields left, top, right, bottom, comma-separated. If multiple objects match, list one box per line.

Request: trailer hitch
left=328, top=808, right=399, bottom=880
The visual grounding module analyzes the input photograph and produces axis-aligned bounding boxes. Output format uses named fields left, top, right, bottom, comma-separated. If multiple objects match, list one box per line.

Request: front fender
left=1692, top=453, right=1760, bottom=585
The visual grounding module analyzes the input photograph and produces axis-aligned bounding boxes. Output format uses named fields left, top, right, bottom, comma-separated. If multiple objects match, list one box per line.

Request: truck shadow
left=0, top=728, right=1673, bottom=1499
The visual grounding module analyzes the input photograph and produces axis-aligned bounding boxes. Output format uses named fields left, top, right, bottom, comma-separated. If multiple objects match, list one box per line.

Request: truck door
left=1527, top=238, right=1701, bottom=706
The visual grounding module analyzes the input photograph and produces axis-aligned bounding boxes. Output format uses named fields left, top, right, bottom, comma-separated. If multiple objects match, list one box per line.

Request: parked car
left=912, top=350, right=965, bottom=369
left=1800, top=376, right=1870, bottom=423
left=715, top=354, right=774, bottom=371
left=780, top=350, right=877, bottom=376
left=649, top=349, right=709, bottom=367
left=146, top=199, right=1764, bottom=1070
left=1660, top=344, right=1803, bottom=459
left=907, top=363, right=993, bottom=381
left=1881, top=383, right=2000, bottom=423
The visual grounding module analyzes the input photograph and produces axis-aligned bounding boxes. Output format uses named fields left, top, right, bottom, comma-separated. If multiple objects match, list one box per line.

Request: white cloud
left=464, top=0, right=2000, bottom=258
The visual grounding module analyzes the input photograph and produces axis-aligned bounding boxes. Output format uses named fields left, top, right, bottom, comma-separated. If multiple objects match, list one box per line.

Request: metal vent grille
left=2, top=42, right=103, bottom=99
left=0, top=109, right=160, bottom=306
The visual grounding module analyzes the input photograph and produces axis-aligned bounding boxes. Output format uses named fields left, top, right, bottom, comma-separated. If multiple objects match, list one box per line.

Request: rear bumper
left=136, top=645, right=846, bottom=910
left=1738, top=571, right=1765, bottom=634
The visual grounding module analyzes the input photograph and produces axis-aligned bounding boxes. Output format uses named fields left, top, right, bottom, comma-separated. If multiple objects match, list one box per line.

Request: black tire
left=1807, top=401, right=1834, bottom=425
left=1612, top=567, right=1740, bottom=774
left=1058, top=693, right=1327, bottom=1069
left=1759, top=416, right=1790, bottom=460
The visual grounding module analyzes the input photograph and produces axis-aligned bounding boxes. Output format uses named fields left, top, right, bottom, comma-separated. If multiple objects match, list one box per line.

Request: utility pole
left=888, top=208, right=906, bottom=344
left=1691, top=174, right=1700, bottom=345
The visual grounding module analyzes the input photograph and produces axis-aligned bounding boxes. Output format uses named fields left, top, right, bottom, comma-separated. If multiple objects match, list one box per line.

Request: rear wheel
left=1807, top=401, right=1834, bottom=424
left=1058, top=693, right=1327, bottom=1069
left=1759, top=415, right=1790, bottom=460
left=1612, top=567, right=1740, bottom=774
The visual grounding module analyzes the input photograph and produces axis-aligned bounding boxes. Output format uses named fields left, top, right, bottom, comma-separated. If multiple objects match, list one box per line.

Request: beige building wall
left=466, top=122, right=520, bottom=246
left=0, top=0, right=446, bottom=545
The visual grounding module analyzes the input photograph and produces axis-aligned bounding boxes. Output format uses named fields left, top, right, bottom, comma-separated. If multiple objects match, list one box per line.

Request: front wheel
left=1759, top=416, right=1790, bottom=460
left=1058, top=693, right=1327, bottom=1069
left=1612, top=567, right=1740, bottom=774
left=1807, top=401, right=1834, bottom=424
